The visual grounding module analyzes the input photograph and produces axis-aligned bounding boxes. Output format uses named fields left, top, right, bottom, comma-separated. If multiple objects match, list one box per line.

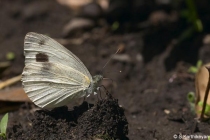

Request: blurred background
left=1, top=0, right=210, bottom=139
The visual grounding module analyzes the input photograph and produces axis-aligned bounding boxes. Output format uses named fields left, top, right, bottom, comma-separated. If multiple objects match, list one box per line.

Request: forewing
left=24, top=32, right=92, bottom=79
left=22, top=62, right=90, bottom=108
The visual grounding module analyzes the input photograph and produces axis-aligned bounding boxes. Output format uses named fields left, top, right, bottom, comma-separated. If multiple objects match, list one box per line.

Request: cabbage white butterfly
left=22, top=32, right=103, bottom=109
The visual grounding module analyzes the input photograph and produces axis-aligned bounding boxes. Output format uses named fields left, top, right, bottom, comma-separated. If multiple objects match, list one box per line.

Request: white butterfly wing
left=24, top=32, right=92, bottom=79
left=22, top=32, right=92, bottom=108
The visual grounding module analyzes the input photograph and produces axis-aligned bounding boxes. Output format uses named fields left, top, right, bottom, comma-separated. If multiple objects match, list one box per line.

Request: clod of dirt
left=7, top=93, right=128, bottom=140
left=81, top=2, right=103, bottom=19
left=73, top=93, right=128, bottom=140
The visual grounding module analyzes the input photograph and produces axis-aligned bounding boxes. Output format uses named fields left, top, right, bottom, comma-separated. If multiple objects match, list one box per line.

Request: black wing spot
left=39, top=40, right=45, bottom=45
left=36, top=53, right=49, bottom=62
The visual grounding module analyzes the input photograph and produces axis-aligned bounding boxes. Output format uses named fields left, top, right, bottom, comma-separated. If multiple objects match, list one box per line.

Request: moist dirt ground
left=1, top=0, right=210, bottom=140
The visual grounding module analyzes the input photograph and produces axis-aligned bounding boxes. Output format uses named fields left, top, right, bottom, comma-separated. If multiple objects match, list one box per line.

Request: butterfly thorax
left=87, top=75, right=103, bottom=94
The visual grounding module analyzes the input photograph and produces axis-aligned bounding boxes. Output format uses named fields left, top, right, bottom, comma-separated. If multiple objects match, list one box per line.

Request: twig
left=200, top=66, right=210, bottom=121
left=0, top=61, right=11, bottom=69
left=0, top=75, right=21, bottom=89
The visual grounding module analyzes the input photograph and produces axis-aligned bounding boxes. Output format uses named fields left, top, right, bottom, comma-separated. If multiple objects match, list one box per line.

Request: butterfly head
left=87, top=75, right=103, bottom=94
left=93, top=75, right=103, bottom=83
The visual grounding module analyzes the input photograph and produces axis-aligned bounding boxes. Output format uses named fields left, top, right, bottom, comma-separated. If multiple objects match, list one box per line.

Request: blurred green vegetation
left=0, top=113, right=8, bottom=140
left=188, top=60, right=202, bottom=74
left=178, top=0, right=203, bottom=42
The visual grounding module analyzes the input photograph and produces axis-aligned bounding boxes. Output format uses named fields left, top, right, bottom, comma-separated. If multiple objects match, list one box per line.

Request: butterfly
left=22, top=32, right=103, bottom=109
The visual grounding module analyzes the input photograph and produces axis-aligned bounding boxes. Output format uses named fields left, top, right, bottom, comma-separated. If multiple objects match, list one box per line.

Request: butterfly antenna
left=102, top=48, right=121, bottom=71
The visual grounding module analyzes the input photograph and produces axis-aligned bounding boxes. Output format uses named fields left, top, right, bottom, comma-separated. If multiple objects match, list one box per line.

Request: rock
left=81, top=2, right=103, bottom=19
left=62, top=18, right=95, bottom=37
left=203, top=34, right=210, bottom=45
left=56, top=0, right=92, bottom=11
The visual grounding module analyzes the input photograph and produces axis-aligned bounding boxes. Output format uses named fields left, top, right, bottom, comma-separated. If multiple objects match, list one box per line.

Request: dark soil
left=1, top=0, right=210, bottom=140
left=7, top=93, right=128, bottom=140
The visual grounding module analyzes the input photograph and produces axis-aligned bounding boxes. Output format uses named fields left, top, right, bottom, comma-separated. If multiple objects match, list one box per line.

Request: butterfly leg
left=93, top=88, right=100, bottom=100
left=87, top=100, right=91, bottom=109
left=83, top=91, right=91, bottom=109
left=82, top=91, right=88, bottom=108
left=99, top=85, right=109, bottom=96
left=97, top=87, right=102, bottom=100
